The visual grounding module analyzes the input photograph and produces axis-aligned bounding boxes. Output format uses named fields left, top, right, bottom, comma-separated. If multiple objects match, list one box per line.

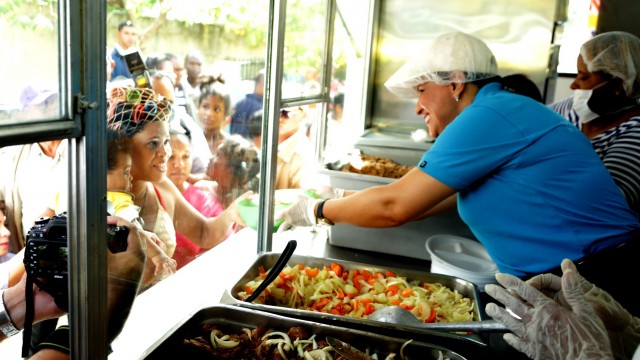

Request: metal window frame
left=0, top=0, right=110, bottom=358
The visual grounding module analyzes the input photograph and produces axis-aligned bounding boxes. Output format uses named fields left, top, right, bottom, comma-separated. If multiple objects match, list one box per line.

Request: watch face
left=318, top=217, right=334, bottom=226
left=0, top=321, right=19, bottom=337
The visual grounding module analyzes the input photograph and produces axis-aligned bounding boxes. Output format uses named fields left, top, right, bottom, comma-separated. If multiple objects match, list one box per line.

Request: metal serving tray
left=221, top=253, right=487, bottom=345
left=141, top=304, right=469, bottom=360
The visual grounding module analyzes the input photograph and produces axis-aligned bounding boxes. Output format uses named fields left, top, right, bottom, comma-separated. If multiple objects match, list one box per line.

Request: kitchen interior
left=1, top=0, right=639, bottom=359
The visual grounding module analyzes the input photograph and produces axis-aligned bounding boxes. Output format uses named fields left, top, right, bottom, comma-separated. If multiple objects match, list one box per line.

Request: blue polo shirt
left=419, top=82, right=640, bottom=276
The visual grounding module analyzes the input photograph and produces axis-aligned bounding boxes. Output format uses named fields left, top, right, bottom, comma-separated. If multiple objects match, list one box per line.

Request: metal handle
left=422, top=319, right=508, bottom=332
left=244, top=240, right=297, bottom=303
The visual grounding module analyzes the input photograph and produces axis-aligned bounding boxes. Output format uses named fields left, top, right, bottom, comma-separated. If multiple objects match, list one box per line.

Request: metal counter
left=108, top=226, right=528, bottom=360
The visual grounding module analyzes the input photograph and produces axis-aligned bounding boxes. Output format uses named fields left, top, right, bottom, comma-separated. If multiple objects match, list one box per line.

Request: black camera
left=23, top=212, right=129, bottom=309
left=124, top=50, right=152, bottom=89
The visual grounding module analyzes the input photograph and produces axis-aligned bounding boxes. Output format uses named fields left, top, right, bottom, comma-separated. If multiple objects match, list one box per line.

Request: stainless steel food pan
left=141, top=304, right=469, bottom=360
left=222, top=253, right=487, bottom=344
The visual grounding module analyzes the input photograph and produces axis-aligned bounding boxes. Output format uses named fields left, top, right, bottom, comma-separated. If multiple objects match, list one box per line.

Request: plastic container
left=425, top=235, right=498, bottom=291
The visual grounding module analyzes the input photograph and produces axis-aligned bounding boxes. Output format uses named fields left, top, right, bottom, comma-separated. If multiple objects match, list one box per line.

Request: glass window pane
left=0, top=1, right=61, bottom=124
left=282, top=0, right=328, bottom=99
left=325, top=0, right=372, bottom=163
left=557, top=0, right=594, bottom=74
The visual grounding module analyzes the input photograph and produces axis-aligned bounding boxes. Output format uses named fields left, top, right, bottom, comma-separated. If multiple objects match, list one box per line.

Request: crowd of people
left=2, top=18, right=640, bottom=360
left=0, top=18, right=330, bottom=357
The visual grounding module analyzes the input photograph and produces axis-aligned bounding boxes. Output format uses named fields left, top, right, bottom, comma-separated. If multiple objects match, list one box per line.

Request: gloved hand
left=275, top=197, right=320, bottom=232
left=526, top=259, right=640, bottom=359
left=485, top=270, right=613, bottom=360
left=312, top=185, right=345, bottom=199
left=526, top=259, right=632, bottom=331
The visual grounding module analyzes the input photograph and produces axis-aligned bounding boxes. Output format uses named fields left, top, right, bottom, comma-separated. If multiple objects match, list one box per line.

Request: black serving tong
left=244, top=240, right=297, bottom=303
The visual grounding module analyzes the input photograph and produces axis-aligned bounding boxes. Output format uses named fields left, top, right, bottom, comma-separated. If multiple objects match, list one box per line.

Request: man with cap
left=278, top=31, right=640, bottom=314
left=109, top=20, right=139, bottom=81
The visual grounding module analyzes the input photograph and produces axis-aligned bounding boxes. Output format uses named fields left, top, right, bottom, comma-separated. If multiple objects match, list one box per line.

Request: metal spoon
left=368, top=306, right=507, bottom=332
left=244, top=240, right=297, bottom=303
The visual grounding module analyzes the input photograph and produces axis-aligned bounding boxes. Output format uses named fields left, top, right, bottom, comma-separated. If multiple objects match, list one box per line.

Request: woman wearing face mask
left=550, top=31, right=640, bottom=216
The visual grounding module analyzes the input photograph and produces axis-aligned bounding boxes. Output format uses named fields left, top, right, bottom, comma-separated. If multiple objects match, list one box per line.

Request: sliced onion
left=210, top=331, right=240, bottom=349
left=262, top=331, right=292, bottom=345
left=399, top=339, right=412, bottom=360
left=304, top=349, right=327, bottom=360
left=277, top=341, right=288, bottom=360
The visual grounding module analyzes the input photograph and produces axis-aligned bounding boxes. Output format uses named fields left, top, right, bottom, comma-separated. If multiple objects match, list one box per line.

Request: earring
left=454, top=95, right=460, bottom=102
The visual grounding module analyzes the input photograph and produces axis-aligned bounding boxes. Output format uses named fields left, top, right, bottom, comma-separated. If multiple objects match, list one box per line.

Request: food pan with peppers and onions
left=142, top=305, right=469, bottom=360
left=223, top=254, right=484, bottom=334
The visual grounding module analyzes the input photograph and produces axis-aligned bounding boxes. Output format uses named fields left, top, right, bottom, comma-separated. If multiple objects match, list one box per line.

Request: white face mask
left=572, top=89, right=600, bottom=124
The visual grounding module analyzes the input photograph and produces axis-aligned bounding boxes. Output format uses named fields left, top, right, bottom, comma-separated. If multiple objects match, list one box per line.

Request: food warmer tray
left=141, top=304, right=470, bottom=360
left=221, top=253, right=488, bottom=345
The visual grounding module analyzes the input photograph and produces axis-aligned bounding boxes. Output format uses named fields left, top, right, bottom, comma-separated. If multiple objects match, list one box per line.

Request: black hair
left=215, top=135, right=261, bottom=190
left=254, top=71, right=265, bottom=84
left=500, top=74, right=543, bottom=103
left=466, top=74, right=543, bottom=103
left=164, top=53, right=178, bottom=62
left=118, top=20, right=135, bottom=31
left=248, top=109, right=263, bottom=138
left=106, top=129, right=131, bottom=171
left=198, top=74, right=231, bottom=116
left=145, top=54, right=162, bottom=71
left=332, top=92, right=345, bottom=107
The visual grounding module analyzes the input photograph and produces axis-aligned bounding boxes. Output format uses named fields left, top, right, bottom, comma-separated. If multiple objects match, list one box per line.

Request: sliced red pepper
left=305, top=267, right=319, bottom=278
left=401, top=288, right=413, bottom=298
left=330, top=263, right=343, bottom=277
left=425, top=308, right=437, bottom=323
left=364, top=303, right=375, bottom=315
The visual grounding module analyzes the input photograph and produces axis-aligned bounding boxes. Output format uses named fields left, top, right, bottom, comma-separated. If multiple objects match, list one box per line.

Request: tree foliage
left=3, top=0, right=342, bottom=79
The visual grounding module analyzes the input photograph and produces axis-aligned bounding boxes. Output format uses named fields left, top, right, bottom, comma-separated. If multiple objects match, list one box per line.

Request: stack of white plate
left=425, top=234, right=498, bottom=291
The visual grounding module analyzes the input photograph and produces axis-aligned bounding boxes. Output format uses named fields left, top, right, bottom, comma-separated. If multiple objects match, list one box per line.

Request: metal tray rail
left=141, top=304, right=470, bottom=360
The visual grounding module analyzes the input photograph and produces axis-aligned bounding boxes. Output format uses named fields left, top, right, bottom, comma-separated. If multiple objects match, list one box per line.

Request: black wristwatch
left=316, top=199, right=334, bottom=225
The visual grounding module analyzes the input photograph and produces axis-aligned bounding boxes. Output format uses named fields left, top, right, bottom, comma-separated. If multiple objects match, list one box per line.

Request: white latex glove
left=485, top=270, right=613, bottom=360
left=276, top=197, right=320, bottom=232
left=313, top=185, right=345, bottom=199
left=526, top=259, right=640, bottom=359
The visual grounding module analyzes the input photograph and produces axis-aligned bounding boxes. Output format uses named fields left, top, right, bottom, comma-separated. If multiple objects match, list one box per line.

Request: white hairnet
left=581, top=31, right=640, bottom=98
left=385, top=31, right=498, bottom=98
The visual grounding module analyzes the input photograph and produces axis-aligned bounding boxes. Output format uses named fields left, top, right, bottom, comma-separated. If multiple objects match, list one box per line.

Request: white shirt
left=16, top=141, right=68, bottom=237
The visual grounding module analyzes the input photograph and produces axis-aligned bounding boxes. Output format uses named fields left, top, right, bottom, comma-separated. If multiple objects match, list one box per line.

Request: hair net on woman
left=580, top=31, right=640, bottom=99
left=385, top=31, right=498, bottom=98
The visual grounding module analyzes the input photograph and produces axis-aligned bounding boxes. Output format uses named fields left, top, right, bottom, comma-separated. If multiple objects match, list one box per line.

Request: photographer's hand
left=1, top=272, right=66, bottom=341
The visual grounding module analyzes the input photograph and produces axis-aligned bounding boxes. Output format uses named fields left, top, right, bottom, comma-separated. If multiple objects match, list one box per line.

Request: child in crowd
left=167, top=129, right=226, bottom=269
left=197, top=74, right=231, bottom=155
left=106, top=131, right=176, bottom=288
left=0, top=200, right=16, bottom=264
left=206, top=135, right=261, bottom=208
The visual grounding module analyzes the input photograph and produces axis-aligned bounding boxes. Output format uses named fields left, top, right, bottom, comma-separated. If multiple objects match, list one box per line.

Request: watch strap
left=0, top=290, right=20, bottom=337
left=316, top=199, right=334, bottom=225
